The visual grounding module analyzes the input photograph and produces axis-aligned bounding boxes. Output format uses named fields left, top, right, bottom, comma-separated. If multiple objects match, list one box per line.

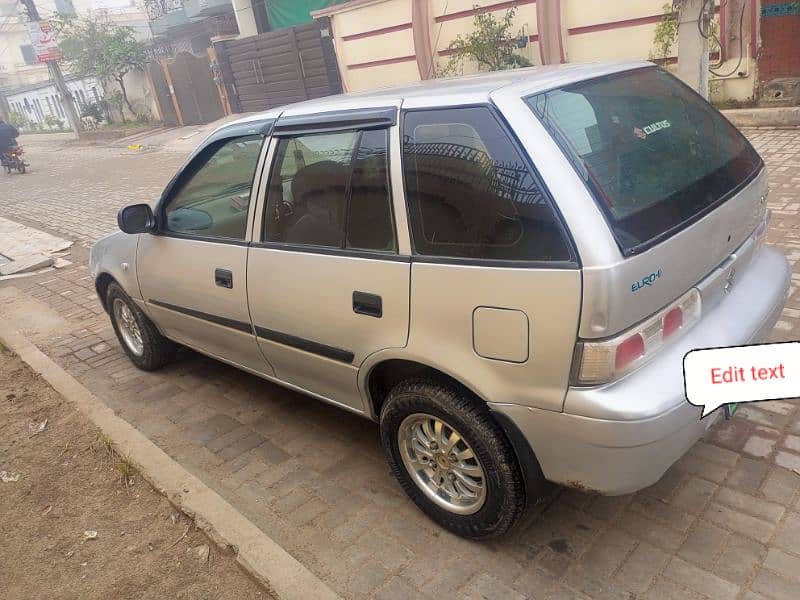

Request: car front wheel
left=107, top=282, right=176, bottom=371
left=380, top=379, right=526, bottom=539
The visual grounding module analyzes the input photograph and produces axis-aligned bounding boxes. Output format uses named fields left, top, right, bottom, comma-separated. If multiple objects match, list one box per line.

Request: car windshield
left=526, top=67, right=762, bottom=255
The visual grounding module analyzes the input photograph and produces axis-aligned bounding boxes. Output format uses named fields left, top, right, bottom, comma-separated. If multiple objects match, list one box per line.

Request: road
left=1, top=129, right=800, bottom=599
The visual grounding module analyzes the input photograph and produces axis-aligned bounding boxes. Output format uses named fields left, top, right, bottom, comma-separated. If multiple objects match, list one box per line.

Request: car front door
left=247, top=111, right=410, bottom=412
left=137, top=130, right=272, bottom=375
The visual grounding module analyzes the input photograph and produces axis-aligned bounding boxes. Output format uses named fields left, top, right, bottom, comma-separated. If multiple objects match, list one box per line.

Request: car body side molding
left=254, top=326, right=355, bottom=364
left=148, top=299, right=254, bottom=334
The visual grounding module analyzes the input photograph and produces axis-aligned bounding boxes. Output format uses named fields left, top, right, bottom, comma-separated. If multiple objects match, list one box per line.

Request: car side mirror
left=117, top=203, right=155, bottom=234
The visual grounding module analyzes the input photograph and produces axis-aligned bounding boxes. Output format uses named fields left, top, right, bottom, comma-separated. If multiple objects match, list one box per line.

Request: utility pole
left=18, top=0, right=81, bottom=139
left=677, top=0, right=712, bottom=99
left=0, top=92, right=10, bottom=122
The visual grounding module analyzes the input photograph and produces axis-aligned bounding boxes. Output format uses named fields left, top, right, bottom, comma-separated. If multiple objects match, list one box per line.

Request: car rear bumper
left=491, top=246, right=790, bottom=495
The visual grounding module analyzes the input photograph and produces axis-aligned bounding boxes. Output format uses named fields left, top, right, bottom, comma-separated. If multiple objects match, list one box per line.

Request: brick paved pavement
left=2, top=131, right=800, bottom=599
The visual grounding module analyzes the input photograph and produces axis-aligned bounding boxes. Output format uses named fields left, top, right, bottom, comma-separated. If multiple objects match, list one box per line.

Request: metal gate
left=148, top=61, right=179, bottom=127
left=149, top=52, right=225, bottom=126
left=216, top=22, right=342, bottom=114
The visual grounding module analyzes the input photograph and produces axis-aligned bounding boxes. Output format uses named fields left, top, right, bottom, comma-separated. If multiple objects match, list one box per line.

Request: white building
left=6, top=74, right=102, bottom=129
left=1, top=0, right=153, bottom=125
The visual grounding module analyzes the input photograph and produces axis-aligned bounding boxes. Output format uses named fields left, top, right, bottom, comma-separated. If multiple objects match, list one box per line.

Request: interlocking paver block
left=750, top=568, right=800, bottom=599
left=570, top=528, right=636, bottom=579
left=775, top=450, right=800, bottom=472
left=184, top=414, right=241, bottom=445
left=715, top=487, right=785, bottom=522
left=672, top=476, right=717, bottom=513
left=206, top=425, right=253, bottom=453
left=663, top=557, right=740, bottom=600
left=374, top=576, right=429, bottom=600
left=744, top=435, right=778, bottom=458
left=713, top=535, right=766, bottom=586
left=3, top=129, right=800, bottom=600
left=764, top=547, right=800, bottom=582
left=217, top=431, right=266, bottom=462
left=704, top=502, right=777, bottom=543
left=645, top=576, right=706, bottom=599
left=773, top=511, right=800, bottom=555
left=613, top=541, right=669, bottom=594
left=724, top=457, right=770, bottom=494
left=678, top=521, right=728, bottom=568
left=465, top=573, right=526, bottom=600
left=762, top=467, right=800, bottom=505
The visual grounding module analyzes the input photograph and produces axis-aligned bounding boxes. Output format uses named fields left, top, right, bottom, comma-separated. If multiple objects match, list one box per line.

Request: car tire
left=380, top=379, right=526, bottom=539
left=107, top=282, right=176, bottom=371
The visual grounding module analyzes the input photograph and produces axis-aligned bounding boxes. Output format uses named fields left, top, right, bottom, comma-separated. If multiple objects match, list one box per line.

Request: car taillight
left=614, top=334, right=644, bottom=370
left=662, top=307, right=683, bottom=338
left=573, top=288, right=702, bottom=386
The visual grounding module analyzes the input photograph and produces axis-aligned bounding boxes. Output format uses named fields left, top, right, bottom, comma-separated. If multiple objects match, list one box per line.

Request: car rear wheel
left=107, top=282, right=176, bottom=371
left=380, top=379, right=526, bottom=539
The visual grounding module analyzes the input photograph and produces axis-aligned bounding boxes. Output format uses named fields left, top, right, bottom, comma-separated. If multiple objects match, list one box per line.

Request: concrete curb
left=723, top=107, right=800, bottom=128
left=0, top=323, right=341, bottom=600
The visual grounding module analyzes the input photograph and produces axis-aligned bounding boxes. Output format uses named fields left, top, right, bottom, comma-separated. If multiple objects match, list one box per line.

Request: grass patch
left=116, top=455, right=135, bottom=486
left=98, top=433, right=114, bottom=457
left=94, top=433, right=137, bottom=488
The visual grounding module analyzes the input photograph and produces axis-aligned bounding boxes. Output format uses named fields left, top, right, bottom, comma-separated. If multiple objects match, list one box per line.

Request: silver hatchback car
left=91, top=62, right=790, bottom=538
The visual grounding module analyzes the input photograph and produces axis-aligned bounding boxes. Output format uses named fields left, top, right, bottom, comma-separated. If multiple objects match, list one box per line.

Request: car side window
left=347, top=129, right=395, bottom=251
left=163, top=135, right=264, bottom=240
left=264, top=128, right=396, bottom=252
left=401, top=107, right=572, bottom=262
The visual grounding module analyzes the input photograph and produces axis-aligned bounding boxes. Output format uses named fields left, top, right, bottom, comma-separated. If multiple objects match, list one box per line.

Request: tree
left=55, top=16, right=148, bottom=120
left=650, top=3, right=679, bottom=65
left=650, top=2, right=720, bottom=67
left=440, top=6, right=532, bottom=76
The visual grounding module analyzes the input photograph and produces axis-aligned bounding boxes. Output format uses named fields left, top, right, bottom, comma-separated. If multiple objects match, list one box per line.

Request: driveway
left=1, top=129, right=799, bottom=599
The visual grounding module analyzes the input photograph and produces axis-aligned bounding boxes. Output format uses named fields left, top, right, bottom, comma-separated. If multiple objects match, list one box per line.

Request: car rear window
left=526, top=67, right=763, bottom=255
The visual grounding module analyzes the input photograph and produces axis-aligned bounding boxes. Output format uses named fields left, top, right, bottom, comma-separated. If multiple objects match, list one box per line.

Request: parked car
left=91, top=62, right=790, bottom=538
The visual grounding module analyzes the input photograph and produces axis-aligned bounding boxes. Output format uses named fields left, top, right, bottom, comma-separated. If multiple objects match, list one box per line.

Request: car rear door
left=247, top=108, right=410, bottom=413
left=399, top=105, right=583, bottom=413
left=137, top=124, right=273, bottom=375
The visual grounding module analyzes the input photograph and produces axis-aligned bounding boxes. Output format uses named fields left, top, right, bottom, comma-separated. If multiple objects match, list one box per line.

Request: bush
left=44, top=114, right=66, bottom=130
left=440, top=6, right=532, bottom=76
left=9, top=111, right=28, bottom=129
left=135, top=109, right=152, bottom=124
left=80, top=101, right=105, bottom=123
left=105, top=90, right=126, bottom=122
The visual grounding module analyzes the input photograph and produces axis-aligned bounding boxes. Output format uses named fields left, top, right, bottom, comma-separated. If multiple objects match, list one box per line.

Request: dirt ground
left=0, top=347, right=272, bottom=600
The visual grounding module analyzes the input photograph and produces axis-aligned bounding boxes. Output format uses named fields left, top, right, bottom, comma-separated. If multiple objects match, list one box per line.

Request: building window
left=19, top=45, right=36, bottom=66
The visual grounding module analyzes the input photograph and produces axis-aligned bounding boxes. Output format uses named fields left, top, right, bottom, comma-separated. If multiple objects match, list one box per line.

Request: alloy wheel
left=397, top=413, right=487, bottom=515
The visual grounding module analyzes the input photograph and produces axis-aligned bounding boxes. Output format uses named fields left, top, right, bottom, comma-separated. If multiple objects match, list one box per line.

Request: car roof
left=221, top=60, right=652, bottom=129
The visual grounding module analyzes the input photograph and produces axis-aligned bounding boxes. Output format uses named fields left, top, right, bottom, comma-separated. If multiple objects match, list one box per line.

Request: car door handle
left=353, top=291, right=382, bottom=318
left=215, top=268, right=233, bottom=289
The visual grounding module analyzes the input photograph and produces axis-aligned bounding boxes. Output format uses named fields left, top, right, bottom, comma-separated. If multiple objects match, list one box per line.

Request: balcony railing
left=143, top=0, right=184, bottom=21
left=183, top=0, right=232, bottom=19
left=149, top=6, right=191, bottom=37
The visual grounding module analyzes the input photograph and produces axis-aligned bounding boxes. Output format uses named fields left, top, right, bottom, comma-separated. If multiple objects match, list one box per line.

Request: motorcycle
left=1, top=146, right=28, bottom=174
